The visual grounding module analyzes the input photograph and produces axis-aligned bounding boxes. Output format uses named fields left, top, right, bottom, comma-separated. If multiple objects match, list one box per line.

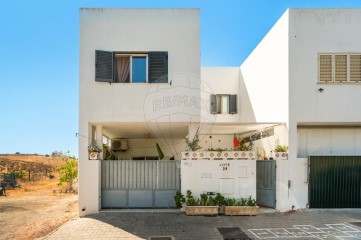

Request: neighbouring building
left=79, top=8, right=361, bottom=216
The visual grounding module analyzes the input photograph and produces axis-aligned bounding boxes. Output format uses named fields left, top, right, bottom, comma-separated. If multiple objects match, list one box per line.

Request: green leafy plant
left=185, top=190, right=198, bottom=206
left=200, top=193, right=209, bottom=206
left=88, top=144, right=102, bottom=153
left=274, top=145, right=288, bottom=152
left=237, top=198, right=248, bottom=206
left=57, top=152, right=78, bottom=191
left=11, top=170, right=26, bottom=180
left=174, top=191, right=186, bottom=209
left=103, top=144, right=117, bottom=160
left=205, top=147, right=229, bottom=152
left=184, top=190, right=220, bottom=206
left=185, top=136, right=201, bottom=151
left=213, top=193, right=225, bottom=206
left=246, top=196, right=257, bottom=206
left=224, top=196, right=257, bottom=206
left=224, top=198, right=236, bottom=206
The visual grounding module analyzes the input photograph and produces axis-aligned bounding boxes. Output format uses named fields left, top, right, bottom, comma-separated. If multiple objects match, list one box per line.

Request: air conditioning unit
left=112, top=139, right=128, bottom=151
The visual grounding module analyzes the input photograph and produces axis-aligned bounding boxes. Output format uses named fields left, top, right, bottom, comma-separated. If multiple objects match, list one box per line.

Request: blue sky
left=1, top=0, right=361, bottom=157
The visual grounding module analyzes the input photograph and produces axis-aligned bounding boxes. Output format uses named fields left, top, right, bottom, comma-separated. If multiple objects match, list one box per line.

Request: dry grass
left=0, top=154, right=79, bottom=240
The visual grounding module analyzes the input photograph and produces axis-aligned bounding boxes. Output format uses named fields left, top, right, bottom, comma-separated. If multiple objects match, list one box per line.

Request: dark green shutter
left=210, top=94, right=217, bottom=114
left=148, top=52, right=168, bottom=83
left=229, top=94, right=238, bottom=114
left=95, top=50, right=113, bottom=82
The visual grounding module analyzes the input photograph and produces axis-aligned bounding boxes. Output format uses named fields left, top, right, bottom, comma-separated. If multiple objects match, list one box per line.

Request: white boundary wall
left=181, top=160, right=256, bottom=199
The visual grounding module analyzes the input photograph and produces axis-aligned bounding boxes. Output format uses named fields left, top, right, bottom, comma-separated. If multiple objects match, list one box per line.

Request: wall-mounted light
left=318, top=88, right=324, bottom=93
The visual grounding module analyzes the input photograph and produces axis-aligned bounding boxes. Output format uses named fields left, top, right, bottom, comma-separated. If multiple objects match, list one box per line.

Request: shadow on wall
left=239, top=69, right=257, bottom=123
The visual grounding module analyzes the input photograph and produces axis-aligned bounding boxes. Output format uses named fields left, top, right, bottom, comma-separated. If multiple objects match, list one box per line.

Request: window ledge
left=317, top=81, right=361, bottom=85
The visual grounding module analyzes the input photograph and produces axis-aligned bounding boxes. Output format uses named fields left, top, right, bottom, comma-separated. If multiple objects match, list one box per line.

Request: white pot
left=89, top=152, right=98, bottom=160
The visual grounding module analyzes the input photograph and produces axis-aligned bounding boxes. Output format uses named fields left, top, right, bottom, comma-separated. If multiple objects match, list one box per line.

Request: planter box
left=89, top=152, right=98, bottom=160
left=274, top=152, right=288, bottom=160
left=224, top=206, right=259, bottom=216
left=185, top=206, right=219, bottom=216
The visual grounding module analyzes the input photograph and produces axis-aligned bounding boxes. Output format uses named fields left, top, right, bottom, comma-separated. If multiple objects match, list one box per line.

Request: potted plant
left=232, top=139, right=256, bottom=160
left=88, top=144, right=102, bottom=160
left=183, top=190, right=219, bottom=216
left=224, top=196, right=259, bottom=216
left=182, top=136, right=202, bottom=159
left=274, top=145, right=288, bottom=160
left=185, top=136, right=201, bottom=151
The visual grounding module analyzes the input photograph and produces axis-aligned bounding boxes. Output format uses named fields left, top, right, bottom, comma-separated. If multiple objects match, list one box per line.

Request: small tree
left=57, top=152, right=78, bottom=191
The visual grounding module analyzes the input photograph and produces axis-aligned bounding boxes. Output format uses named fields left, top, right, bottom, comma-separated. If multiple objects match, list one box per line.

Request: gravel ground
left=0, top=192, right=78, bottom=240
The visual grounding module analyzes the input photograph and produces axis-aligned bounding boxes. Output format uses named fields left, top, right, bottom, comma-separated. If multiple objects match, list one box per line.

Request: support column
left=96, top=125, right=103, bottom=160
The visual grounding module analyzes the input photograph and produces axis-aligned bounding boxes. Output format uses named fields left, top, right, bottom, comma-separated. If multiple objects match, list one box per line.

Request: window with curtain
left=95, top=50, right=168, bottom=84
left=114, top=56, right=130, bottom=83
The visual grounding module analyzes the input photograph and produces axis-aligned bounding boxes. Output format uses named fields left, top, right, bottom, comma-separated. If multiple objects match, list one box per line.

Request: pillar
left=96, top=125, right=103, bottom=160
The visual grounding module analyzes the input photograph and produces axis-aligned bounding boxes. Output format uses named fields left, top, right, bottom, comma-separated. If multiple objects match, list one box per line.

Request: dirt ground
left=0, top=155, right=79, bottom=240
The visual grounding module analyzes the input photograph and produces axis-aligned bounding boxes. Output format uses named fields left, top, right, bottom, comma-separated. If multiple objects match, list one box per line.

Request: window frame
left=318, top=53, right=361, bottom=84
left=114, top=53, right=149, bottom=83
left=211, top=94, right=237, bottom=115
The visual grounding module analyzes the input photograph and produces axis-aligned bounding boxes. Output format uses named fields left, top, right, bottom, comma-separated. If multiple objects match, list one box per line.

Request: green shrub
left=214, top=193, right=225, bottom=206
left=274, top=145, right=288, bottom=152
left=224, top=196, right=257, bottom=206
left=185, top=190, right=198, bottom=206
left=174, top=191, right=185, bottom=208
left=57, top=151, right=78, bottom=190
left=11, top=170, right=26, bottom=179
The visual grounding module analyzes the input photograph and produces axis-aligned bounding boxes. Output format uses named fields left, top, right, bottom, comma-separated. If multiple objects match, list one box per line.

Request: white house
left=79, top=8, right=361, bottom=216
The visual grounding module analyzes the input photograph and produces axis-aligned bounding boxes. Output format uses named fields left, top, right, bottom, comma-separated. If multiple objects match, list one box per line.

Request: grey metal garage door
left=101, top=160, right=180, bottom=208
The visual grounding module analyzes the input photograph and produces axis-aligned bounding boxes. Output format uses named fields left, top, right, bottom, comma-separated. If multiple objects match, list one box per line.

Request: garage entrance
left=101, top=160, right=180, bottom=208
left=309, top=156, right=361, bottom=208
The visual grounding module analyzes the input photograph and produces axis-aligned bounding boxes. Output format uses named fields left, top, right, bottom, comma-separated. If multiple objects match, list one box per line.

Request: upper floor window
left=319, top=54, right=361, bottom=83
left=95, top=50, right=168, bottom=83
left=114, top=54, right=147, bottom=83
left=210, top=94, right=237, bottom=114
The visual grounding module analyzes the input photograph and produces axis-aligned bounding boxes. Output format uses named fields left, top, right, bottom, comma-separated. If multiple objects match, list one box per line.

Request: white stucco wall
left=201, top=67, right=241, bottom=122
left=79, top=8, right=200, bottom=216
left=240, top=10, right=289, bottom=124
left=80, top=8, right=200, bottom=123
left=289, top=8, right=361, bottom=158
left=181, top=160, right=256, bottom=199
left=286, top=9, right=361, bottom=211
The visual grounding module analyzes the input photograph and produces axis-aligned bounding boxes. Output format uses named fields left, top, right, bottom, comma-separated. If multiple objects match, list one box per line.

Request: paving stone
left=42, top=209, right=361, bottom=240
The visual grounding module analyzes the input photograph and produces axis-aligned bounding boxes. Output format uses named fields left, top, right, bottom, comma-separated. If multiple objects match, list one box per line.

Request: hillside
left=0, top=154, right=64, bottom=183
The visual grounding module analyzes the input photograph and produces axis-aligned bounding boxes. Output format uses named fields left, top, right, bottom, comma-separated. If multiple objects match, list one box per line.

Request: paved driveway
left=43, top=209, right=361, bottom=240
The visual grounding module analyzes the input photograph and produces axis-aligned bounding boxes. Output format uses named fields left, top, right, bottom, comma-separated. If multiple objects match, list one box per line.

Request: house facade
left=79, top=8, right=361, bottom=216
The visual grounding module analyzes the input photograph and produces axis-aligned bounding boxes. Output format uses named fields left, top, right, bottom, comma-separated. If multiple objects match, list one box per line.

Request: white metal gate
left=101, top=160, right=180, bottom=208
